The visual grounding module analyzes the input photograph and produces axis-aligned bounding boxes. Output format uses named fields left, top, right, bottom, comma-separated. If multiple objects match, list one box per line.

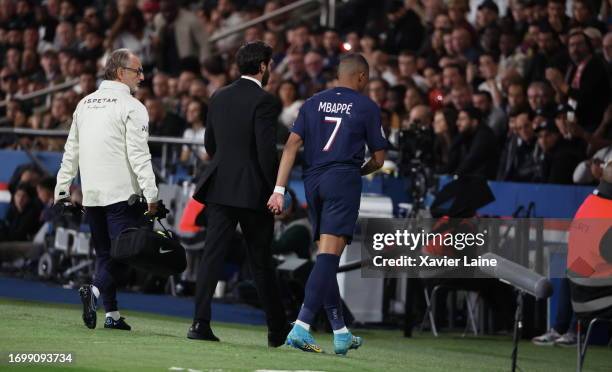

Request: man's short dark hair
left=461, top=106, right=482, bottom=123
left=236, top=41, right=273, bottom=75
left=474, top=90, right=493, bottom=102
left=338, top=53, right=369, bottom=76
left=38, top=176, right=56, bottom=192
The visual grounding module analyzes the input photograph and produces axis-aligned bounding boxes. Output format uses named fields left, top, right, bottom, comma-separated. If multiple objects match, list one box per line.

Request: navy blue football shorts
left=304, top=167, right=361, bottom=244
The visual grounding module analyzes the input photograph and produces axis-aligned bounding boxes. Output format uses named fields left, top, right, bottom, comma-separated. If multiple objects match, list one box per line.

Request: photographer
left=54, top=49, right=159, bottom=331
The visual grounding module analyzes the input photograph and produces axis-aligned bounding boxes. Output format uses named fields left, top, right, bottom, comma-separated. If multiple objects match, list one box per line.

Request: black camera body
left=397, top=120, right=435, bottom=176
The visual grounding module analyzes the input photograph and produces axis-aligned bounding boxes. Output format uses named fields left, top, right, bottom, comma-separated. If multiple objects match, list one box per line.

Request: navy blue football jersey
left=291, top=86, right=388, bottom=176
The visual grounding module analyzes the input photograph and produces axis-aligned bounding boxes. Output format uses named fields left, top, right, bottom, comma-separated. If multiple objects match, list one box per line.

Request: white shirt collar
left=99, top=80, right=131, bottom=94
left=241, top=75, right=262, bottom=88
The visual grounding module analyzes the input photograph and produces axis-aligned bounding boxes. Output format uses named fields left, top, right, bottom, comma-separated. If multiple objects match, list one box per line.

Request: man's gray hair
left=103, top=48, right=132, bottom=81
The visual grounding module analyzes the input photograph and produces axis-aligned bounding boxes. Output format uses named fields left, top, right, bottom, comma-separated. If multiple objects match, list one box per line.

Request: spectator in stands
left=477, top=52, right=503, bottom=107
left=433, top=107, right=458, bottom=174
left=570, top=0, right=606, bottom=32
left=209, top=0, right=245, bottom=54
left=505, top=82, right=527, bottom=115
left=450, top=83, right=472, bottom=111
left=546, top=31, right=611, bottom=133
left=303, top=51, right=326, bottom=97
left=397, top=50, right=427, bottom=91
left=524, top=24, right=569, bottom=82
left=39, top=50, right=62, bottom=84
left=283, top=49, right=310, bottom=99
left=535, top=119, right=585, bottom=184
left=442, top=64, right=465, bottom=93
left=321, top=28, right=341, bottom=69
left=154, top=0, right=210, bottom=75
left=152, top=72, right=177, bottom=112
left=402, top=86, right=425, bottom=122
left=527, top=81, right=555, bottom=114
left=0, top=67, right=18, bottom=103
left=574, top=145, right=612, bottom=185
left=452, top=26, right=479, bottom=63
left=180, top=99, right=208, bottom=164
left=547, top=0, right=570, bottom=36
left=75, top=71, right=97, bottom=97
left=201, top=55, right=228, bottom=97
left=277, top=80, right=303, bottom=130
left=382, top=0, right=425, bottom=54
left=145, top=96, right=186, bottom=157
left=497, top=108, right=540, bottom=183
left=444, top=106, right=498, bottom=179
left=108, top=7, right=154, bottom=71
left=53, top=21, right=77, bottom=52
left=36, top=176, right=56, bottom=222
left=472, top=90, right=507, bottom=142
left=0, top=182, right=42, bottom=242
left=475, top=0, right=499, bottom=33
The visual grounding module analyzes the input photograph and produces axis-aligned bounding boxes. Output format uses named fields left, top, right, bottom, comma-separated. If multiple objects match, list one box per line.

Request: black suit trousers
left=194, top=203, right=286, bottom=332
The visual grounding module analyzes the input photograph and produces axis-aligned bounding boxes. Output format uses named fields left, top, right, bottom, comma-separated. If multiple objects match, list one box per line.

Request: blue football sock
left=297, top=253, right=340, bottom=326
left=324, top=277, right=346, bottom=331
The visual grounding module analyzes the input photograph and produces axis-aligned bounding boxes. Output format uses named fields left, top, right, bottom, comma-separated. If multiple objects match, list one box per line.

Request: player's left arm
left=361, top=149, right=385, bottom=175
left=361, top=104, right=388, bottom=176
left=267, top=132, right=303, bottom=214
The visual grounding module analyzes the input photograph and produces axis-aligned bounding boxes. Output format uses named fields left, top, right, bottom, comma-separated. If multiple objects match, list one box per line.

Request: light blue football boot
left=285, top=323, right=323, bottom=353
left=333, top=332, right=363, bottom=355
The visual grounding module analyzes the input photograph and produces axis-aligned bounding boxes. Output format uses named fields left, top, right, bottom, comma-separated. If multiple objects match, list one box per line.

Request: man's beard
left=261, top=69, right=270, bottom=87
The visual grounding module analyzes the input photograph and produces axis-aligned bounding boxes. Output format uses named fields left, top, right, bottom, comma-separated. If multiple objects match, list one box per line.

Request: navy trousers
left=86, top=201, right=145, bottom=312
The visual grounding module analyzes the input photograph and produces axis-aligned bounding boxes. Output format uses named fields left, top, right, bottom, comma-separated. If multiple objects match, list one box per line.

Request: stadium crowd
left=1, top=0, right=612, bottom=234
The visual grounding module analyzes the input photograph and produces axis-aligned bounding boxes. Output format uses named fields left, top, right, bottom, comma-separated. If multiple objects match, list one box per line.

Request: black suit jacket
left=193, top=78, right=280, bottom=210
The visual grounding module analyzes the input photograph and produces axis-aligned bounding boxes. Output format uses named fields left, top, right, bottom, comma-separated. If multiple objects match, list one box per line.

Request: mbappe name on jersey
left=318, top=101, right=353, bottom=115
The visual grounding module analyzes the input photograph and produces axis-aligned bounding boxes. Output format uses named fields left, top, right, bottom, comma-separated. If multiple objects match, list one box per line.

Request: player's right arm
left=360, top=149, right=385, bottom=175
left=267, top=132, right=303, bottom=214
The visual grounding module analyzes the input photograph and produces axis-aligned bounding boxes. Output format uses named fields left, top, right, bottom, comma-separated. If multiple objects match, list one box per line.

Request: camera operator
left=54, top=49, right=159, bottom=331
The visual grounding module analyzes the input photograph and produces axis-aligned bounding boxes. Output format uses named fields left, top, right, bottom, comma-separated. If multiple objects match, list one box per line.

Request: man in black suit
left=187, top=41, right=288, bottom=346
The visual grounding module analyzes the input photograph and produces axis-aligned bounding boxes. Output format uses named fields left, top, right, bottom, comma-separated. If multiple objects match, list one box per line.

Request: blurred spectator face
left=478, top=54, right=497, bottom=80
left=186, top=101, right=203, bottom=125
left=507, top=84, right=526, bottom=110
left=51, top=97, right=69, bottom=121
left=345, top=32, right=360, bottom=52
left=178, top=71, right=196, bottom=94
left=83, top=7, right=102, bottom=30
left=472, top=93, right=491, bottom=113
left=360, top=34, right=375, bottom=52
left=168, top=78, right=178, bottom=97
left=13, top=189, right=29, bottom=213
left=37, top=184, right=53, bottom=205
left=59, top=0, right=77, bottom=21
left=6, top=100, right=21, bottom=121
left=41, top=52, right=59, bottom=76
left=572, top=1, right=591, bottom=23
left=408, top=105, right=432, bottom=127
left=457, top=111, right=476, bottom=133
left=434, top=13, right=451, bottom=31
left=7, top=29, right=22, bottom=47
left=23, top=28, right=38, bottom=50
left=368, top=79, right=386, bottom=106
left=452, top=28, right=471, bottom=53
left=0, top=0, right=15, bottom=19
left=568, top=33, right=591, bottom=64
left=442, top=65, right=463, bottom=90
left=604, top=33, right=612, bottom=63
left=424, top=67, right=441, bottom=89
left=84, top=31, right=102, bottom=50
left=287, top=52, right=305, bottom=76
left=304, top=52, right=323, bottom=78
left=75, top=21, right=89, bottom=42
left=189, top=79, right=207, bottom=99
left=46, top=0, right=59, bottom=18
left=443, top=33, right=454, bottom=55
left=279, top=81, right=297, bottom=105
left=499, top=33, right=517, bottom=56
left=404, top=87, right=423, bottom=112
left=6, top=48, right=21, bottom=72
left=480, top=26, right=500, bottom=52
left=244, top=26, right=263, bottom=43
left=153, top=74, right=169, bottom=98
left=145, top=98, right=165, bottom=122
left=217, top=0, right=235, bottom=18
left=68, top=57, right=84, bottom=77
left=263, top=31, right=278, bottom=50
left=135, top=86, right=151, bottom=102
left=323, top=30, right=340, bottom=53
left=398, top=54, right=417, bottom=77
left=79, top=73, right=96, bottom=95
left=56, top=22, right=75, bottom=49
left=1, top=68, right=18, bottom=95
left=293, top=25, right=309, bottom=50
left=117, top=0, right=137, bottom=15
left=515, top=113, right=534, bottom=142
left=537, top=30, right=556, bottom=54
left=451, top=85, right=471, bottom=110
left=160, top=0, right=178, bottom=23
left=20, top=169, right=41, bottom=186
left=511, top=2, right=526, bottom=23
left=547, top=1, right=564, bottom=21
left=433, top=111, right=449, bottom=135
left=448, top=3, right=467, bottom=23
left=476, top=8, right=497, bottom=30
left=537, top=129, right=559, bottom=153
left=527, top=84, right=547, bottom=111
left=21, top=49, right=37, bottom=72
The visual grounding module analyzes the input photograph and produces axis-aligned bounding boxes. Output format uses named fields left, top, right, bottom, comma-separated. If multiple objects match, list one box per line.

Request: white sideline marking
left=255, top=370, right=326, bottom=372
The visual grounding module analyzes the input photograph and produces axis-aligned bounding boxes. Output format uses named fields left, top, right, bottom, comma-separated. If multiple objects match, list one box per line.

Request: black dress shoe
left=268, top=324, right=291, bottom=347
left=104, top=316, right=131, bottom=331
left=187, top=322, right=220, bottom=342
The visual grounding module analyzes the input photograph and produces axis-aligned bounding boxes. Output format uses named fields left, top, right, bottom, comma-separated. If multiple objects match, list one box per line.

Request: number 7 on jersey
left=323, top=116, right=342, bottom=151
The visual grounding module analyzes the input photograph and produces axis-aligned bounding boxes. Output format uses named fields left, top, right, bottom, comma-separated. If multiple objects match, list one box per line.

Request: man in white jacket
left=54, top=48, right=159, bottom=331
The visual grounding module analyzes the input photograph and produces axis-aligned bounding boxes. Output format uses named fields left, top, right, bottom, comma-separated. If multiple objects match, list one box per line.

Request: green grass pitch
left=0, top=298, right=609, bottom=372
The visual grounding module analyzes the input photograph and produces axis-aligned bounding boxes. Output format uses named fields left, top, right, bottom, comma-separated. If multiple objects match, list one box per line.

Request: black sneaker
left=104, top=316, right=131, bottom=331
left=78, top=285, right=97, bottom=329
